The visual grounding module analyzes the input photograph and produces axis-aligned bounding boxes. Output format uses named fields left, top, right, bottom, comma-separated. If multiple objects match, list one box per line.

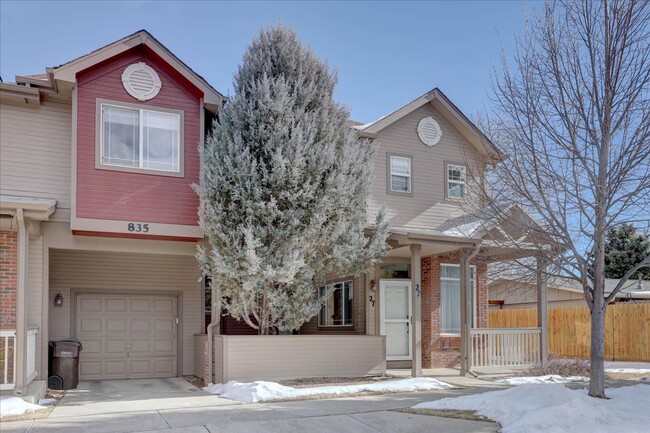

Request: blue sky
left=0, top=1, right=540, bottom=123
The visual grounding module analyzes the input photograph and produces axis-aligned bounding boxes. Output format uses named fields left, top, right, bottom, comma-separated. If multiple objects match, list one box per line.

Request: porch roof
left=0, top=195, right=57, bottom=221
left=387, top=204, right=558, bottom=261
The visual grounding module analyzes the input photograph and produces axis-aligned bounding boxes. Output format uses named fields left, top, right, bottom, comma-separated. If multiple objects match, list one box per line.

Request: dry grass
left=278, top=375, right=395, bottom=388
left=517, top=358, right=591, bottom=377
left=396, top=407, right=498, bottom=425
left=183, top=375, right=206, bottom=389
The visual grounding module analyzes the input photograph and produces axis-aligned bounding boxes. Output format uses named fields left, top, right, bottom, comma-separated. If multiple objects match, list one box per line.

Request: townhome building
left=1, top=30, right=549, bottom=398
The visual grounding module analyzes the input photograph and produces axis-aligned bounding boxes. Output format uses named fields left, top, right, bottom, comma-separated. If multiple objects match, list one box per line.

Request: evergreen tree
left=196, top=25, right=389, bottom=335
left=605, top=224, right=650, bottom=279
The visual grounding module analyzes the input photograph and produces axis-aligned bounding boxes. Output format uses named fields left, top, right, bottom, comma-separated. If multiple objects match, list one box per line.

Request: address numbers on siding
left=127, top=223, right=150, bottom=233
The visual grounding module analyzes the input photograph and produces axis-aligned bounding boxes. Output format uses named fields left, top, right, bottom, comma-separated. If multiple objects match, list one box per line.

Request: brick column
left=0, top=231, right=18, bottom=329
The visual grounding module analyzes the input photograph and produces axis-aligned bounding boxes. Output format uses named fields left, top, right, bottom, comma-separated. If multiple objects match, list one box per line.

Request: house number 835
left=127, top=223, right=149, bottom=233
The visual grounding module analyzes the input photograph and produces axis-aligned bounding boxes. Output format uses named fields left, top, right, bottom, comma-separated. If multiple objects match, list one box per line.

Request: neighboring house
left=1, top=30, right=550, bottom=396
left=489, top=276, right=650, bottom=309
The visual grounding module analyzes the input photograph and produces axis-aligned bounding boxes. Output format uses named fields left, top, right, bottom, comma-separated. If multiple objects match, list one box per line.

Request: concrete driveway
left=1, top=379, right=499, bottom=433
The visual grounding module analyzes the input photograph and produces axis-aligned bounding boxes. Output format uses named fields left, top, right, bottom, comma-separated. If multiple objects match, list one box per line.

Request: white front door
left=380, top=280, right=412, bottom=360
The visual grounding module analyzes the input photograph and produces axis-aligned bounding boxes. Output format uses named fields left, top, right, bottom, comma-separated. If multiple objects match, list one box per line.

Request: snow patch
left=498, top=375, right=588, bottom=385
left=204, top=378, right=454, bottom=403
left=414, top=383, right=650, bottom=433
left=0, top=397, right=46, bottom=418
left=606, top=368, right=650, bottom=374
left=37, top=398, right=57, bottom=406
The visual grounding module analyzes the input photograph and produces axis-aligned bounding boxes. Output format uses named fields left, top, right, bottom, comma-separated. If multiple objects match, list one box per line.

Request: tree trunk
left=588, top=295, right=607, bottom=398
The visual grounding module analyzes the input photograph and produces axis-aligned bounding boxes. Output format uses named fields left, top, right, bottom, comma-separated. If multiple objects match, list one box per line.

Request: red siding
left=76, top=45, right=202, bottom=226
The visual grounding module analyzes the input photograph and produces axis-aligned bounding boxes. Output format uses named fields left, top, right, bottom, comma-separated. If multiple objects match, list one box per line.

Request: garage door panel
left=79, top=297, right=102, bottom=312
left=130, top=299, right=151, bottom=312
left=155, top=299, right=175, bottom=314
left=130, top=319, right=150, bottom=333
left=106, top=298, right=127, bottom=312
left=106, top=318, right=127, bottom=333
left=77, top=294, right=177, bottom=380
left=79, top=318, right=102, bottom=333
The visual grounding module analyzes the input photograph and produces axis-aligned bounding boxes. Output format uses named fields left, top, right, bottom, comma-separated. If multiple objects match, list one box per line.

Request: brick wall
left=421, top=251, right=488, bottom=368
left=0, top=231, right=17, bottom=329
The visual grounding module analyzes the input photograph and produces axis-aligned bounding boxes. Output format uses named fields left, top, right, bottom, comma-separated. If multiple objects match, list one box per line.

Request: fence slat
left=489, top=304, right=650, bottom=361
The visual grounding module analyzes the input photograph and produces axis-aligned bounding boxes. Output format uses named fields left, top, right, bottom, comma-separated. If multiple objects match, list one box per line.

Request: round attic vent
left=417, top=117, right=442, bottom=146
left=121, top=62, right=161, bottom=101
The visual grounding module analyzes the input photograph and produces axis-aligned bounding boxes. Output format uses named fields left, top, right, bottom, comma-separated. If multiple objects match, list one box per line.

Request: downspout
left=14, top=208, right=28, bottom=395
left=205, top=284, right=221, bottom=385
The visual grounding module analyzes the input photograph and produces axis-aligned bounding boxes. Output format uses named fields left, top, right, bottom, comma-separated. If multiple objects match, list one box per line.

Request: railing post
left=537, top=257, right=548, bottom=365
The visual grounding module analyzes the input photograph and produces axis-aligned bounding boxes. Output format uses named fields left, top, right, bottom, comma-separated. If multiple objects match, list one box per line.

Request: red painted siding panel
left=76, top=46, right=202, bottom=226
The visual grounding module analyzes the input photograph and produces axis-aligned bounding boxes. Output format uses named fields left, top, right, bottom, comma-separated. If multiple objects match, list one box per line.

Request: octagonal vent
left=417, top=117, right=442, bottom=146
left=121, top=62, right=161, bottom=101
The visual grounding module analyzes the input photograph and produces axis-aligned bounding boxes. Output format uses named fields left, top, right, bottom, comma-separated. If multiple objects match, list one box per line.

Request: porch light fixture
left=54, top=293, right=63, bottom=307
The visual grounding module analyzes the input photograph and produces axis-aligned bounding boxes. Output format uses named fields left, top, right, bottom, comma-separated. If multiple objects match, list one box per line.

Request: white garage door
left=76, top=294, right=178, bottom=380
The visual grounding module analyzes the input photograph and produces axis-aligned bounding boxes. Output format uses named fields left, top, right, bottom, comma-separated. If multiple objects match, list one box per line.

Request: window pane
left=390, top=156, right=411, bottom=175
left=391, top=175, right=410, bottom=192
left=448, top=182, right=465, bottom=198
left=142, top=110, right=180, bottom=172
left=380, top=263, right=411, bottom=279
left=319, top=280, right=353, bottom=326
left=440, top=265, right=476, bottom=333
left=448, top=165, right=466, bottom=182
left=102, top=106, right=139, bottom=167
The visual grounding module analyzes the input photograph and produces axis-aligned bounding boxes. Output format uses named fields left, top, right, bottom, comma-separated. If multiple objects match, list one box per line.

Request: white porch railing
left=470, top=328, right=541, bottom=368
left=1, top=329, right=16, bottom=390
left=26, top=326, right=38, bottom=384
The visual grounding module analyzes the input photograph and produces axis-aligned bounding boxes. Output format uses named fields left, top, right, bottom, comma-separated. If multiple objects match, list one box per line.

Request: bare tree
left=477, top=0, right=650, bottom=398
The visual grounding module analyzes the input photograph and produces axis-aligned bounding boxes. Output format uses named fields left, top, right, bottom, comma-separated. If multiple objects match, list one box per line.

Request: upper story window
left=319, top=280, right=353, bottom=327
left=447, top=163, right=466, bottom=199
left=389, top=155, right=412, bottom=194
left=100, top=102, right=182, bottom=174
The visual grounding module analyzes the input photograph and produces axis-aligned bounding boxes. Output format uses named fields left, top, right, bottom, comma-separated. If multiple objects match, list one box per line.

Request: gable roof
left=355, top=88, right=506, bottom=163
left=15, top=30, right=224, bottom=111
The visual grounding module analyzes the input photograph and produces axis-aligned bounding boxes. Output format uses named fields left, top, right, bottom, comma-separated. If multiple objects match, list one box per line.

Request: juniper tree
left=196, top=25, right=389, bottom=335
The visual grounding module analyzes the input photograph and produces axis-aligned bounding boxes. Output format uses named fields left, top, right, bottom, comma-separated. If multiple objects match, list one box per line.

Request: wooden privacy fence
left=489, top=303, right=650, bottom=362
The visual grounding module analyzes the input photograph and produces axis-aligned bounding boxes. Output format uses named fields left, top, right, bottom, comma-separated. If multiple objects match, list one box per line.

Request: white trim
left=446, top=163, right=466, bottom=199
left=379, top=280, right=412, bottom=361
left=389, top=155, right=412, bottom=193
left=71, top=217, right=202, bottom=238
left=100, top=103, right=181, bottom=174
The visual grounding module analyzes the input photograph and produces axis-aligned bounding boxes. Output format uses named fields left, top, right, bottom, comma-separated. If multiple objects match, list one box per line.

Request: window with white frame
left=319, top=280, right=353, bottom=326
left=447, top=163, right=466, bottom=198
left=390, top=155, right=411, bottom=193
left=440, top=264, right=476, bottom=334
left=101, top=104, right=181, bottom=173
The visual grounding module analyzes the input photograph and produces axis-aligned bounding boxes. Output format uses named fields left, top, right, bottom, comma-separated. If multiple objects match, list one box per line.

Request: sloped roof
left=354, top=88, right=506, bottom=162
left=15, top=30, right=224, bottom=108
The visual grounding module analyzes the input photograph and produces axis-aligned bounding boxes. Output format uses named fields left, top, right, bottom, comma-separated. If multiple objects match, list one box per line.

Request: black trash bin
left=49, top=339, right=82, bottom=390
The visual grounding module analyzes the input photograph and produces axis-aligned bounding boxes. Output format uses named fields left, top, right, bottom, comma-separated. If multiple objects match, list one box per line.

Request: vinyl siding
left=0, top=99, right=72, bottom=222
left=48, top=249, right=202, bottom=375
left=368, top=103, right=484, bottom=229
left=75, top=46, right=202, bottom=226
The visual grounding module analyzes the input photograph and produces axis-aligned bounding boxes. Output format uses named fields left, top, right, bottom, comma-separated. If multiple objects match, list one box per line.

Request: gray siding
left=0, top=99, right=72, bottom=222
left=48, top=249, right=202, bottom=375
left=368, top=103, right=484, bottom=229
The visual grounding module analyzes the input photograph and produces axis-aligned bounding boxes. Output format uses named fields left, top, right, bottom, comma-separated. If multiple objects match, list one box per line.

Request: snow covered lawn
left=204, top=377, right=454, bottom=403
left=0, top=397, right=46, bottom=418
left=497, top=375, right=588, bottom=385
left=414, top=383, right=650, bottom=433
